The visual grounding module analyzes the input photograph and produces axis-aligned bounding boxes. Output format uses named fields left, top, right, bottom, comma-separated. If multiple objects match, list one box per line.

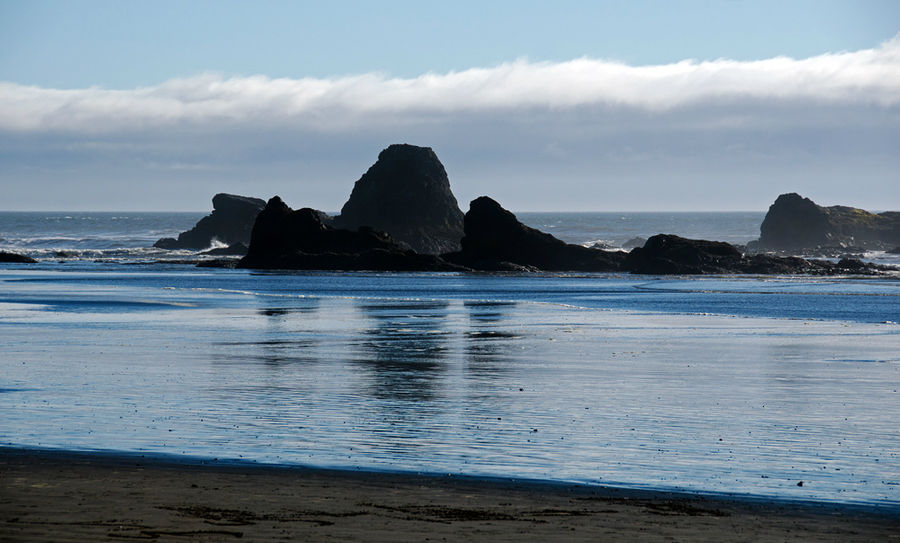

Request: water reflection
left=352, top=300, right=451, bottom=401
left=464, top=300, right=517, bottom=323
left=211, top=298, right=323, bottom=367
left=464, top=300, right=521, bottom=377
left=255, top=298, right=322, bottom=367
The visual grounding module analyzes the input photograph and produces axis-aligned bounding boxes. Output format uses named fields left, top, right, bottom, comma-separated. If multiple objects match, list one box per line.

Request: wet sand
left=1, top=448, right=897, bottom=542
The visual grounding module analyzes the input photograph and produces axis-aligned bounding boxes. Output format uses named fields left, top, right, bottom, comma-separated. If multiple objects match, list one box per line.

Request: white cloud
left=2, top=36, right=899, bottom=212
left=1, top=35, right=899, bottom=133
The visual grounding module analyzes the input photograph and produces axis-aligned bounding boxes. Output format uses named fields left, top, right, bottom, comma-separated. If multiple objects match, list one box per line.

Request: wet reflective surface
left=1, top=269, right=899, bottom=505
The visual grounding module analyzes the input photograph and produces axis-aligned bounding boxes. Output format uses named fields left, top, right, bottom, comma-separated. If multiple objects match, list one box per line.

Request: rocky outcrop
left=758, top=193, right=900, bottom=252
left=625, top=234, right=890, bottom=275
left=444, top=196, right=626, bottom=272
left=624, top=235, right=742, bottom=274
left=0, top=251, right=37, bottom=263
left=154, top=193, right=266, bottom=250
left=334, top=144, right=464, bottom=254
left=229, top=195, right=892, bottom=275
left=237, top=196, right=464, bottom=271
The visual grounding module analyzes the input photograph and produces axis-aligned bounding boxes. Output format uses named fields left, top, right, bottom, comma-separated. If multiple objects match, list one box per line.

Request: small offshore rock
left=154, top=193, right=266, bottom=250
left=0, top=251, right=37, bottom=263
left=624, top=234, right=893, bottom=275
left=757, top=192, right=900, bottom=253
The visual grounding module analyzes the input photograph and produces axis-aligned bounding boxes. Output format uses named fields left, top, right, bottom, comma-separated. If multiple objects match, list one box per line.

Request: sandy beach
left=1, top=448, right=897, bottom=542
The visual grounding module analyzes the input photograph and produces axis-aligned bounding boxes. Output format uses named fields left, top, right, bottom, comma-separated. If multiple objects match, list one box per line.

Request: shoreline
left=3, top=447, right=898, bottom=541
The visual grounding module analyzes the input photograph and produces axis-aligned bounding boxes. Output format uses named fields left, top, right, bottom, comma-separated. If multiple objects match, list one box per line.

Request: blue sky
left=1, top=0, right=899, bottom=211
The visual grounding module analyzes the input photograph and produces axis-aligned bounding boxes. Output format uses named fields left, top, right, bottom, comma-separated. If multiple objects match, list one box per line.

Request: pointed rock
left=335, top=144, right=464, bottom=254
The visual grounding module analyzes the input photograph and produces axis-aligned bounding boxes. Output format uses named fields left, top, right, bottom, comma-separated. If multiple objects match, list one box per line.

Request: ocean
left=1, top=211, right=899, bottom=507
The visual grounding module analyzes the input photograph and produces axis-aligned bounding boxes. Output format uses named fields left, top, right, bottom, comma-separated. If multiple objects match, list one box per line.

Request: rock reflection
left=257, top=296, right=320, bottom=317
left=353, top=300, right=451, bottom=401
left=212, top=299, right=323, bottom=367
left=464, top=301, right=520, bottom=377
left=255, top=298, right=322, bottom=367
left=464, top=300, right=517, bottom=323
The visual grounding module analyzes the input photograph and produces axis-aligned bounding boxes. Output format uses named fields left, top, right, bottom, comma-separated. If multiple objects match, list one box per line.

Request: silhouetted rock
left=444, top=196, right=625, bottom=272
left=154, top=193, right=266, bottom=250
left=238, top=196, right=465, bottom=271
left=0, top=251, right=37, bottom=263
left=624, top=234, right=891, bottom=275
left=624, top=235, right=741, bottom=274
left=758, top=193, right=900, bottom=252
left=334, top=144, right=464, bottom=254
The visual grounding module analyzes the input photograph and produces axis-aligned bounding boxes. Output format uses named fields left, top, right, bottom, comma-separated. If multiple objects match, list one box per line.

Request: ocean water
left=519, top=211, right=766, bottom=248
left=3, top=211, right=898, bottom=266
left=1, top=212, right=899, bottom=507
left=4, top=211, right=757, bottom=261
left=0, top=212, right=204, bottom=262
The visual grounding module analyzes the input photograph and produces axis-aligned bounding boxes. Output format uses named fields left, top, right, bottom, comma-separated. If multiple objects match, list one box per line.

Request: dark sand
left=2, top=448, right=897, bottom=542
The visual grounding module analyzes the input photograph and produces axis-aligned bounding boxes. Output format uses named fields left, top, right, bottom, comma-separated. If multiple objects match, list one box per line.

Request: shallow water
left=1, top=268, right=898, bottom=506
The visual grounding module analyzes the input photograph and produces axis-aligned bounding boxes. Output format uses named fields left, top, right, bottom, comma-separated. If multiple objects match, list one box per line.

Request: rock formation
left=154, top=193, right=266, bottom=250
left=624, top=235, right=742, bottom=274
left=226, top=195, right=891, bottom=275
left=0, top=251, right=37, bottom=263
left=625, top=234, right=888, bottom=275
left=758, top=193, right=900, bottom=252
left=238, top=196, right=463, bottom=271
left=444, top=196, right=626, bottom=272
left=334, top=144, right=465, bottom=254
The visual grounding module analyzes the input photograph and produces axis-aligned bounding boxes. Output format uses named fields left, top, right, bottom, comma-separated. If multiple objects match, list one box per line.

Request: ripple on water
left=1, top=269, right=899, bottom=506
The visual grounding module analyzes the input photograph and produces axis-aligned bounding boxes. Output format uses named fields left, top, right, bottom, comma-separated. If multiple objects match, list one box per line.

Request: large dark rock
left=238, top=196, right=464, bottom=271
left=444, top=196, right=626, bottom=272
left=0, top=251, right=37, bottom=263
left=624, top=234, right=742, bottom=274
left=758, top=193, right=900, bottom=252
left=154, top=193, right=266, bottom=250
left=334, top=144, right=465, bottom=254
left=624, top=234, right=891, bottom=275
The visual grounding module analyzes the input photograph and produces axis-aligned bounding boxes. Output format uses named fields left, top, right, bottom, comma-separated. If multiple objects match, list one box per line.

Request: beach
left=2, top=220, right=900, bottom=541
left=2, top=447, right=898, bottom=542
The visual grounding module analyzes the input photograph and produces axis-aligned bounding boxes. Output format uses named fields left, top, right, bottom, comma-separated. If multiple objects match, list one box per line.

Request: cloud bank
left=1, top=36, right=898, bottom=211
left=2, top=35, right=899, bottom=133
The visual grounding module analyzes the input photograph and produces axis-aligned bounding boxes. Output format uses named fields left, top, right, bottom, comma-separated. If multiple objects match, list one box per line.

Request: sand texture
left=1, top=448, right=898, bottom=542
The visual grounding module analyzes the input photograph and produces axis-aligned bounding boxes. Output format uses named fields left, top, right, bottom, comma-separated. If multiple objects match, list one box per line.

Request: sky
left=1, top=0, right=899, bottom=212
